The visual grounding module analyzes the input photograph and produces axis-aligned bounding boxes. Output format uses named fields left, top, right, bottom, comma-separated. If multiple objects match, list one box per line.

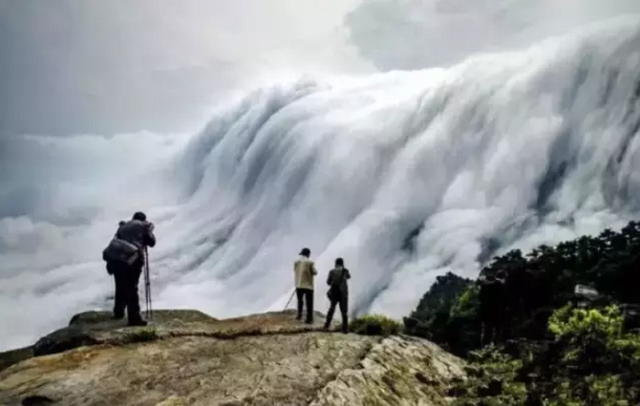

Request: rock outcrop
left=0, top=310, right=465, bottom=406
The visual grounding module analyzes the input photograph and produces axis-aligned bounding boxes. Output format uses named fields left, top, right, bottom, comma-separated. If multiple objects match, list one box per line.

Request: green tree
left=541, top=305, right=640, bottom=405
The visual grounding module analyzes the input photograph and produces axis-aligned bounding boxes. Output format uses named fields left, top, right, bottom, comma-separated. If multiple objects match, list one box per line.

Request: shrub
left=449, top=306, right=640, bottom=405
left=404, top=281, right=482, bottom=356
left=548, top=304, right=624, bottom=342
left=404, top=272, right=473, bottom=346
left=543, top=305, right=640, bottom=403
left=451, top=345, right=527, bottom=406
left=350, top=314, right=402, bottom=337
left=543, top=375, right=630, bottom=406
left=444, top=284, right=482, bottom=355
left=406, top=272, right=472, bottom=327
left=449, top=284, right=481, bottom=319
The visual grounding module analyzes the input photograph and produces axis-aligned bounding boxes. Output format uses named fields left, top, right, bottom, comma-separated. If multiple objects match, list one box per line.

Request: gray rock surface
left=0, top=310, right=466, bottom=406
left=32, top=309, right=218, bottom=357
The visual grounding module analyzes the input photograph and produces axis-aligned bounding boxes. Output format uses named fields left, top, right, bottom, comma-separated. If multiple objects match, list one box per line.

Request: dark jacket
left=115, top=219, right=155, bottom=269
left=327, top=267, right=350, bottom=298
left=117, top=219, right=156, bottom=249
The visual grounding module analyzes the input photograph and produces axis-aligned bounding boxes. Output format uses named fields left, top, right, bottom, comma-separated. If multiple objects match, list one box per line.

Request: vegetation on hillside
left=450, top=305, right=640, bottom=405
left=350, top=314, right=402, bottom=336
left=405, top=220, right=640, bottom=405
left=404, top=272, right=479, bottom=354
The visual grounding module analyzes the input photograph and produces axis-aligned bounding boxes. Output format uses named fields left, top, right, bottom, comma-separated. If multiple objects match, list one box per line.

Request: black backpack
left=102, top=237, right=141, bottom=266
left=327, top=268, right=348, bottom=301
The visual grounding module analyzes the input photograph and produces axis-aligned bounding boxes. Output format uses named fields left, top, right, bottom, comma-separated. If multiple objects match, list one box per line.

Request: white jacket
left=294, top=256, right=317, bottom=290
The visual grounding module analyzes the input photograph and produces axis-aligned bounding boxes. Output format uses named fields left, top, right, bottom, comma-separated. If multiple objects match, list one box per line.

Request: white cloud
left=1, top=5, right=640, bottom=351
left=346, top=0, right=640, bottom=69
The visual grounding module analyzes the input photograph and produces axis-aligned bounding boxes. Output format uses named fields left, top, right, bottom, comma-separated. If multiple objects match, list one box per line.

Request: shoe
left=304, top=320, right=314, bottom=324
left=127, top=319, right=148, bottom=327
left=112, top=313, right=124, bottom=320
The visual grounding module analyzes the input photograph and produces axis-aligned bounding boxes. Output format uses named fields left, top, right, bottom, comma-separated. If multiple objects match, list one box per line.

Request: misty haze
left=1, top=0, right=640, bottom=353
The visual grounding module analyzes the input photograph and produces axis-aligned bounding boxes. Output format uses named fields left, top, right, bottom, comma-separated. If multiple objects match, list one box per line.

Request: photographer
left=104, top=212, right=156, bottom=326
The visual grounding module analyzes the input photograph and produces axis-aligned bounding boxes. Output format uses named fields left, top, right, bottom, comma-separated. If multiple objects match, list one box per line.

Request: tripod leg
left=284, top=289, right=295, bottom=311
left=144, top=247, right=152, bottom=321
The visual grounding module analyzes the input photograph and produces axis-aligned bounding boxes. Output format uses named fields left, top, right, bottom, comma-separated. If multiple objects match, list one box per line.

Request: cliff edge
left=0, top=310, right=465, bottom=406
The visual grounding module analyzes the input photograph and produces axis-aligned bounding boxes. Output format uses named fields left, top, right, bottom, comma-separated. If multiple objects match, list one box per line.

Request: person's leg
left=305, top=289, right=314, bottom=324
left=112, top=269, right=126, bottom=319
left=324, top=300, right=337, bottom=329
left=126, top=267, right=145, bottom=325
left=339, top=295, right=349, bottom=333
left=296, top=289, right=304, bottom=320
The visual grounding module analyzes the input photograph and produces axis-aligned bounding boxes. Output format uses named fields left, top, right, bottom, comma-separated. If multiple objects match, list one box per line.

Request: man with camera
left=103, top=212, right=156, bottom=326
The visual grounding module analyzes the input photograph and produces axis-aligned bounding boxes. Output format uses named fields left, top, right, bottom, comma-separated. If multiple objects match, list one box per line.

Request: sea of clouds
left=1, top=0, right=639, bottom=350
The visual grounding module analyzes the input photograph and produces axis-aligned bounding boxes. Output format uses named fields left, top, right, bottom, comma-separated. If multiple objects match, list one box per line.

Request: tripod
left=284, top=289, right=295, bottom=311
left=143, top=247, right=153, bottom=321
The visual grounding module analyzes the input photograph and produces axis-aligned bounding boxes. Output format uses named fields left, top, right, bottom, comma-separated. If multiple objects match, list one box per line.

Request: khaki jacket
left=294, top=256, right=317, bottom=290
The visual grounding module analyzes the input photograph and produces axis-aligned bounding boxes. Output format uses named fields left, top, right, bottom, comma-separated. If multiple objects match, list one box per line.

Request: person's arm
left=345, top=269, right=351, bottom=280
left=312, top=262, right=318, bottom=275
left=114, top=222, right=123, bottom=238
left=327, top=270, right=333, bottom=286
left=144, top=222, right=156, bottom=247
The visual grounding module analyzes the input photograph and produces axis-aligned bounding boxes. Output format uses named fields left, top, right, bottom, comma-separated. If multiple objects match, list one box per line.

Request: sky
left=347, top=0, right=640, bottom=70
left=0, top=0, right=368, bottom=136
left=1, top=0, right=639, bottom=136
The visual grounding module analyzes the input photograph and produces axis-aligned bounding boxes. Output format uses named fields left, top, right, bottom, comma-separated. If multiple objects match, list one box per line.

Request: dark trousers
left=325, top=296, right=349, bottom=333
left=113, top=265, right=143, bottom=323
left=296, top=288, right=314, bottom=323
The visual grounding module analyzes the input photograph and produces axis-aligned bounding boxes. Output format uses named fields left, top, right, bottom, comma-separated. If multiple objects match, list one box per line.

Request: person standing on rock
left=323, top=258, right=350, bottom=333
left=294, top=247, right=317, bottom=324
left=104, top=212, right=156, bottom=326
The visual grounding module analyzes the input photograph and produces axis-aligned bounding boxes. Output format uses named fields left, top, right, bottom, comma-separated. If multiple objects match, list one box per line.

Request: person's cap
left=133, top=211, right=147, bottom=221
left=299, top=247, right=311, bottom=256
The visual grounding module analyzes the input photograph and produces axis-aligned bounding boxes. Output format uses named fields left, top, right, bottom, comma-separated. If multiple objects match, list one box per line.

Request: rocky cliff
left=0, top=310, right=465, bottom=406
